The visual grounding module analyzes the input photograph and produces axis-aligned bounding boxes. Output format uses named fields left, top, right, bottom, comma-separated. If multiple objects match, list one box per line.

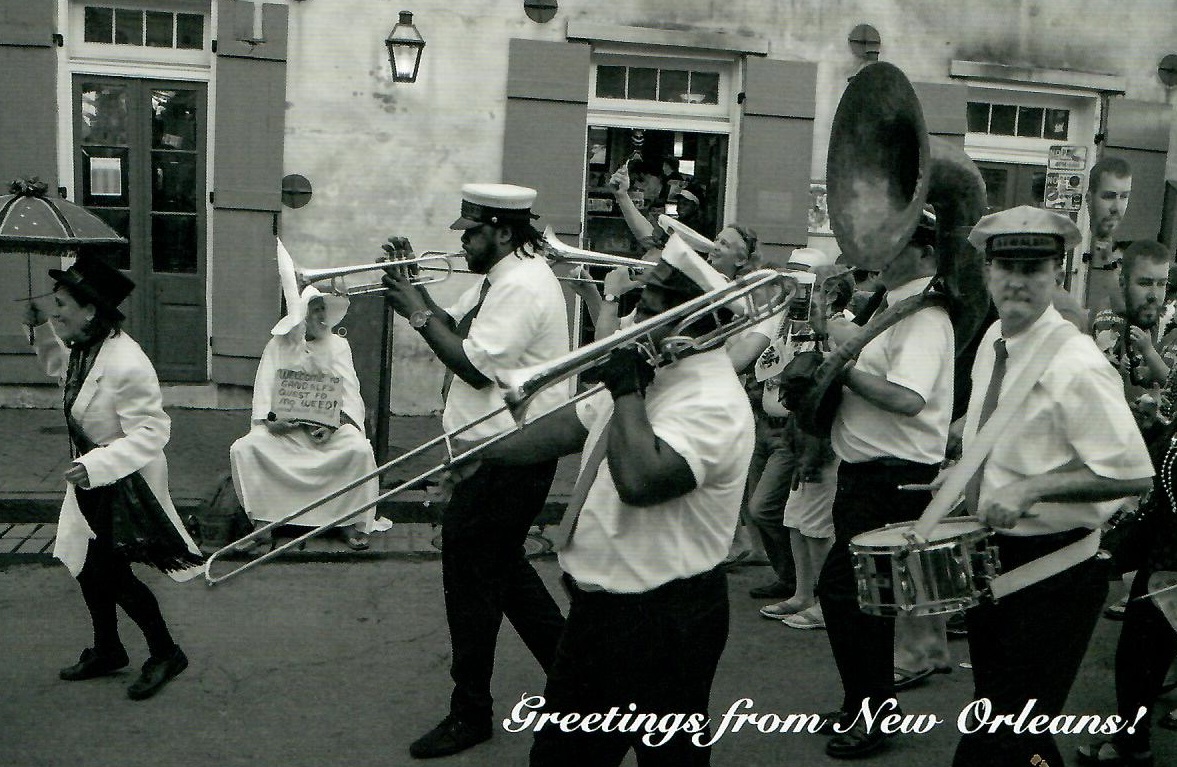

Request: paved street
left=2, top=555, right=1173, bottom=767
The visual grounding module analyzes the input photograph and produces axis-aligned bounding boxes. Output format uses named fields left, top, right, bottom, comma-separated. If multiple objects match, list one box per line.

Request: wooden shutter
left=0, top=0, right=56, bottom=187
left=502, top=39, right=590, bottom=237
left=737, top=58, right=817, bottom=250
left=913, top=81, right=968, bottom=149
left=0, top=1, right=57, bottom=382
left=209, top=0, right=289, bottom=385
left=1105, top=98, right=1173, bottom=242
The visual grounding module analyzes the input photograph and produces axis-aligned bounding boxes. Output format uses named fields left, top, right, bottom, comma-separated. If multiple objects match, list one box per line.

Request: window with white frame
left=70, top=1, right=211, bottom=67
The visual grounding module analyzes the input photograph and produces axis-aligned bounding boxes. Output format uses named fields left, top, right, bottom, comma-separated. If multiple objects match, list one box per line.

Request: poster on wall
left=1044, top=145, right=1088, bottom=212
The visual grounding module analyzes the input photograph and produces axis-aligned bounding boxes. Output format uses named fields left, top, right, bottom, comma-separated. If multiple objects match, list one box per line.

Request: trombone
left=293, top=227, right=654, bottom=298
left=204, top=268, right=798, bottom=586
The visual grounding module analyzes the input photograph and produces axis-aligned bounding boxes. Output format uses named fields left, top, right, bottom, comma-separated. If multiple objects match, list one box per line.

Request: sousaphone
left=797, top=62, right=990, bottom=435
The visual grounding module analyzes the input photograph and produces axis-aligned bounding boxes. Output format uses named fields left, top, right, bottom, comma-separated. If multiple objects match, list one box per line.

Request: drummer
left=953, top=206, right=1152, bottom=767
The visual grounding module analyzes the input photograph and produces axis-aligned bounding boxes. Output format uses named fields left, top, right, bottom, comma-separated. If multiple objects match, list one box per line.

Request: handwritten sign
left=269, top=369, right=342, bottom=428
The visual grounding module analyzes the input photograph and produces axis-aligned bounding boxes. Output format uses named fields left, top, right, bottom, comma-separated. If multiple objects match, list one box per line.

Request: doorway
left=73, top=76, right=207, bottom=381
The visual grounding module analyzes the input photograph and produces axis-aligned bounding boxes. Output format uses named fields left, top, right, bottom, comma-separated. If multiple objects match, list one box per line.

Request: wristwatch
left=602, top=293, right=618, bottom=303
left=409, top=309, right=434, bottom=329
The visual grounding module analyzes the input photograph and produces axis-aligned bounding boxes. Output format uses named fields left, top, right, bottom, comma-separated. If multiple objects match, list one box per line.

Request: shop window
left=82, top=5, right=205, bottom=51
left=967, top=101, right=1070, bottom=141
left=594, top=63, right=721, bottom=105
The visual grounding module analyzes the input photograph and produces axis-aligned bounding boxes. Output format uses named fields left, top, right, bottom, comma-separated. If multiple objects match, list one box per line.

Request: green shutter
left=1105, top=98, right=1172, bottom=242
left=502, top=39, right=590, bottom=237
left=209, top=0, right=288, bottom=385
left=913, top=81, right=968, bottom=148
left=0, top=0, right=56, bottom=187
left=737, top=58, right=817, bottom=248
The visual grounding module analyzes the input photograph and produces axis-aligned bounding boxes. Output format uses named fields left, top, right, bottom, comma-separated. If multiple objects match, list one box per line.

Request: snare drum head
left=851, top=518, right=986, bottom=550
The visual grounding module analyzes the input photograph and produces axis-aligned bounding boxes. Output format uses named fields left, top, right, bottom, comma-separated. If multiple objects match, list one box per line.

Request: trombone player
left=454, top=236, right=756, bottom=766
left=381, top=183, right=569, bottom=760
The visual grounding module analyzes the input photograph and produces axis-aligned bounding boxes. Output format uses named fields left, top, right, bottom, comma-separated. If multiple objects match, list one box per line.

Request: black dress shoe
left=59, top=647, right=129, bottom=681
left=815, top=710, right=849, bottom=736
left=409, top=714, right=492, bottom=759
left=127, top=646, right=188, bottom=701
left=826, top=722, right=888, bottom=759
left=749, top=579, right=796, bottom=599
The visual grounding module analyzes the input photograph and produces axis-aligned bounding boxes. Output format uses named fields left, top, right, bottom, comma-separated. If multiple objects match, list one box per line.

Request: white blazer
left=31, top=323, right=203, bottom=582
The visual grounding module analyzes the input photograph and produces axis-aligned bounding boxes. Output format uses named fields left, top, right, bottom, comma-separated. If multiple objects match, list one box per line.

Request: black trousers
left=1111, top=567, right=1177, bottom=755
left=441, top=459, right=565, bottom=725
left=530, top=569, right=729, bottom=767
left=75, top=485, right=176, bottom=659
left=816, top=458, right=939, bottom=714
left=953, top=532, right=1108, bottom=767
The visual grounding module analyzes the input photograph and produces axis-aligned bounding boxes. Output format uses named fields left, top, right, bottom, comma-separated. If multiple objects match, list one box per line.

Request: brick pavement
left=0, top=408, right=577, bottom=564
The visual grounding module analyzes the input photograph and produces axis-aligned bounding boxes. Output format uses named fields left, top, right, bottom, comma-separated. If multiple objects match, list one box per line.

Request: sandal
left=1076, top=739, right=1154, bottom=766
left=759, top=597, right=813, bottom=619
left=782, top=604, right=825, bottom=630
left=344, top=531, right=370, bottom=551
left=893, top=666, right=934, bottom=691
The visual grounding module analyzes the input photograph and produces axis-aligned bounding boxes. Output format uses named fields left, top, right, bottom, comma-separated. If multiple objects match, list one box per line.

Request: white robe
left=30, top=324, right=204, bottom=583
left=230, top=333, right=392, bottom=533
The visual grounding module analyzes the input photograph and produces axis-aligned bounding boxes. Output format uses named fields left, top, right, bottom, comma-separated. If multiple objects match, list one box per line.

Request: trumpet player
left=381, top=184, right=569, bottom=760
left=453, top=237, right=755, bottom=766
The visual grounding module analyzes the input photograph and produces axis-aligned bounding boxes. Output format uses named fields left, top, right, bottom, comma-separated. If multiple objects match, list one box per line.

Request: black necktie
left=442, top=278, right=491, bottom=403
left=964, top=338, right=1008, bottom=515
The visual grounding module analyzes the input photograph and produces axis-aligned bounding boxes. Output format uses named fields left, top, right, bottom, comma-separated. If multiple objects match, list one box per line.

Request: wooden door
left=73, top=76, right=207, bottom=381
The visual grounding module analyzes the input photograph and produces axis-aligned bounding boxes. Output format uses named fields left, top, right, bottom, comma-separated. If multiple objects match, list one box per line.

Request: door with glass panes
left=73, top=76, right=206, bottom=381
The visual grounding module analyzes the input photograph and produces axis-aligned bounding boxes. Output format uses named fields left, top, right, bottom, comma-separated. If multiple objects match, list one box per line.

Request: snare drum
left=850, top=518, right=999, bottom=617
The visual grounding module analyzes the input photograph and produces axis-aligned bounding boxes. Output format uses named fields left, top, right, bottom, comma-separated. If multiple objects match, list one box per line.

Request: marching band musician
left=381, top=184, right=570, bottom=760
left=815, top=209, right=955, bottom=759
left=955, top=207, right=1152, bottom=767
left=451, top=235, right=755, bottom=765
left=229, top=240, right=392, bottom=553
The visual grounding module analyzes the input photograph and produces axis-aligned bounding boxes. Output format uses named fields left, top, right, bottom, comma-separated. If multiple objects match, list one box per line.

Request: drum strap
left=912, top=322, right=1079, bottom=541
left=988, top=529, right=1099, bottom=599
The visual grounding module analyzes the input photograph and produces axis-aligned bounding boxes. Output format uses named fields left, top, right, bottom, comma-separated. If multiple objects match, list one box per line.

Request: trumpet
left=204, top=268, right=798, bottom=586
left=297, top=251, right=461, bottom=296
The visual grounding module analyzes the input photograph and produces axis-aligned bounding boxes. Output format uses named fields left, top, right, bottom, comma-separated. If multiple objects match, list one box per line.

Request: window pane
left=80, top=85, right=130, bottom=145
left=595, top=65, right=625, bottom=99
left=145, top=11, right=173, bottom=48
left=690, top=72, right=720, bottom=104
left=989, top=104, right=1016, bottom=136
left=83, top=209, right=131, bottom=270
left=81, top=147, right=130, bottom=207
left=629, top=68, right=657, bottom=100
left=658, top=69, right=689, bottom=103
left=1044, top=109, right=1070, bottom=140
left=1016, top=106, right=1044, bottom=138
left=176, top=13, right=204, bottom=49
left=114, top=9, right=143, bottom=45
left=152, top=215, right=198, bottom=273
left=151, top=90, right=198, bottom=150
left=966, top=102, right=990, bottom=133
left=84, top=7, right=113, bottom=43
left=152, top=154, right=198, bottom=213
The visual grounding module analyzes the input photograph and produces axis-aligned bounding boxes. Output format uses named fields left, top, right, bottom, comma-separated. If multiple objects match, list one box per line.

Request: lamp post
left=376, top=12, right=425, bottom=466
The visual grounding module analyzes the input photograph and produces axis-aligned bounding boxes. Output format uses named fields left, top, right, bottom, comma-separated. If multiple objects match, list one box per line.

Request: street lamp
left=376, top=13, right=424, bottom=464
left=385, top=11, right=425, bottom=83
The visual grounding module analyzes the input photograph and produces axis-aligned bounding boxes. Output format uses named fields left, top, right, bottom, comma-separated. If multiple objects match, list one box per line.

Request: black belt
left=561, top=567, right=725, bottom=603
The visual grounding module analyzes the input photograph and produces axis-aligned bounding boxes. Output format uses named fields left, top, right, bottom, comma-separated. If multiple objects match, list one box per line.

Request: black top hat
left=49, top=255, right=135, bottom=321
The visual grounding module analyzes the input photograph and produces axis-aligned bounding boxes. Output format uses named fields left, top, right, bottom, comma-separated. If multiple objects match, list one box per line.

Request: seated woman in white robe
left=230, top=283, right=392, bottom=551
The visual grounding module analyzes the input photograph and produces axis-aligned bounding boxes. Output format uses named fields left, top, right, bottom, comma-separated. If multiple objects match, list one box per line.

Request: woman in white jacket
left=24, top=256, right=201, bottom=702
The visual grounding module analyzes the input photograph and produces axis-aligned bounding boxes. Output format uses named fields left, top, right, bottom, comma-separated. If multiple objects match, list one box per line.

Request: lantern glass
left=386, top=11, right=425, bottom=83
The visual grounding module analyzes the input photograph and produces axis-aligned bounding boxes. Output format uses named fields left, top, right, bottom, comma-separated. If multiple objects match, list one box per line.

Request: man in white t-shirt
left=466, top=236, right=757, bottom=764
